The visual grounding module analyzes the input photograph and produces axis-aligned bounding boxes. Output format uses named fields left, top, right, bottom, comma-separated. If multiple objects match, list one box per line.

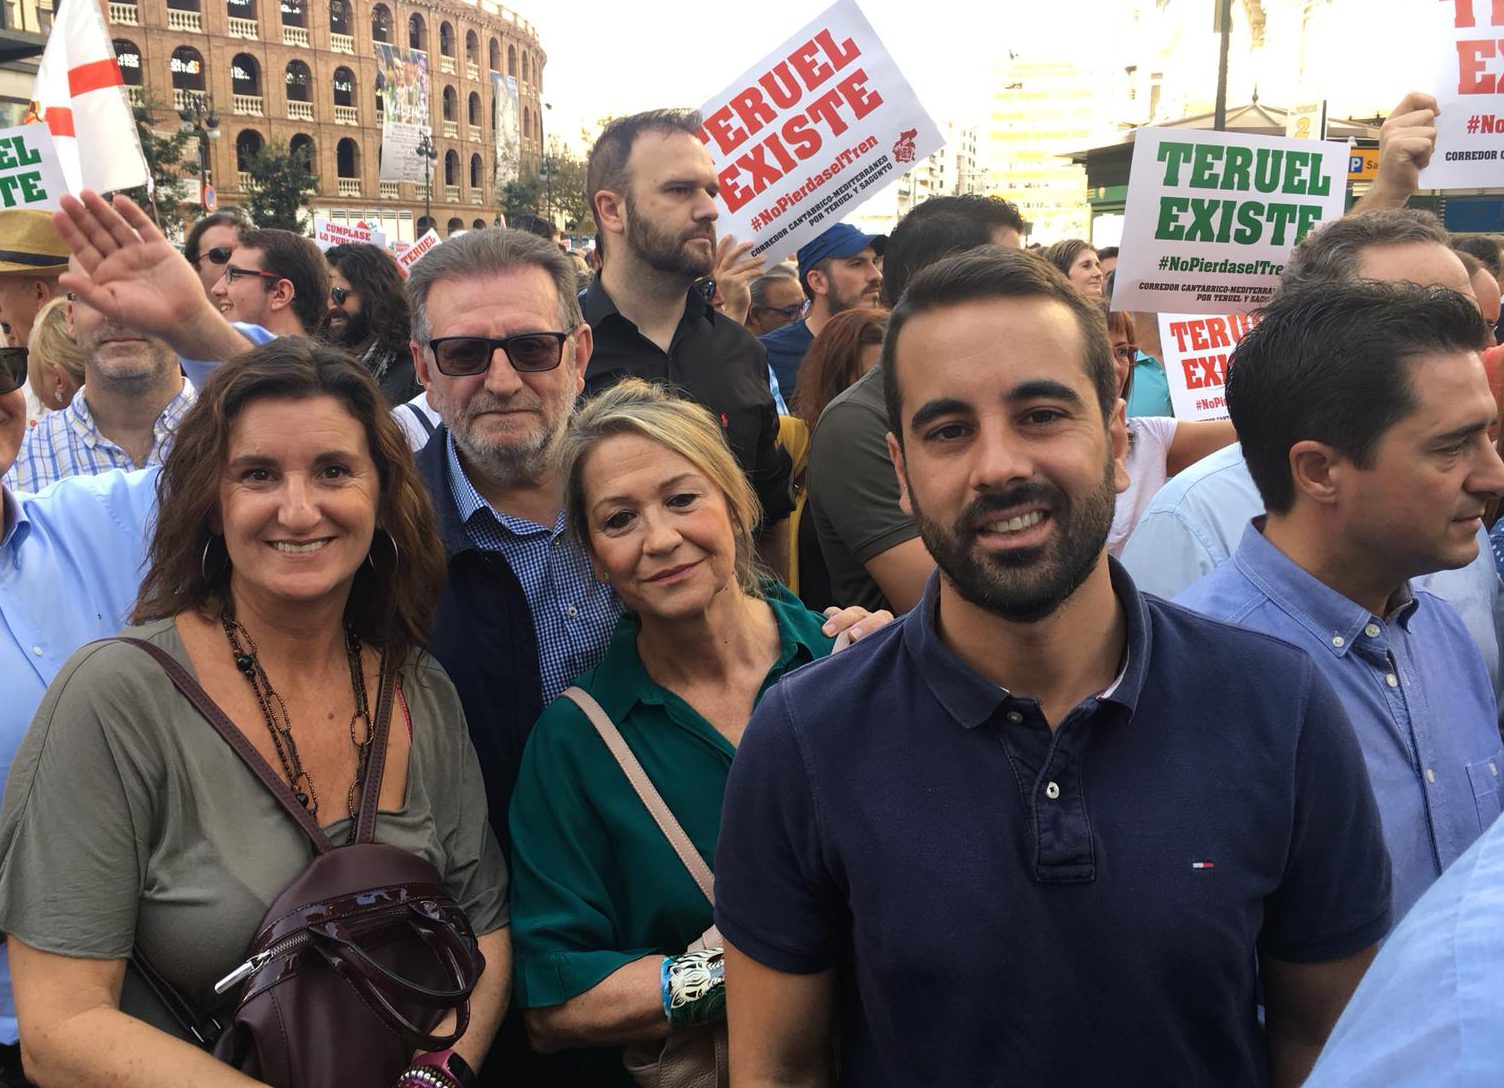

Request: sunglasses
left=330, top=285, right=351, bottom=304
left=764, top=300, right=809, bottom=321
left=428, top=332, right=570, bottom=376
left=0, top=347, right=28, bottom=396
left=191, top=245, right=234, bottom=268
left=224, top=265, right=285, bottom=286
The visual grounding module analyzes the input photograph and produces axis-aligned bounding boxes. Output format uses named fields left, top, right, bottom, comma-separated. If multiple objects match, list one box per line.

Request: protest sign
left=0, top=124, right=65, bottom=211
left=1156, top=311, right=1260, bottom=421
left=375, top=44, right=430, bottom=184
left=696, top=0, right=942, bottom=263
left=395, top=228, right=441, bottom=278
left=1113, top=127, right=1346, bottom=316
left=313, top=217, right=388, bottom=252
left=493, top=72, right=521, bottom=187
left=1424, top=0, right=1504, bottom=188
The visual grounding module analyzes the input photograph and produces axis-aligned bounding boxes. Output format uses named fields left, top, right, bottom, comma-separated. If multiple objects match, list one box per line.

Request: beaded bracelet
left=394, top=1065, right=462, bottom=1088
left=661, top=946, right=727, bottom=1030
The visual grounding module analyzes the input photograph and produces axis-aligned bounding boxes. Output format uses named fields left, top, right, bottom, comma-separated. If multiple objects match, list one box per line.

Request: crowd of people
left=0, top=88, right=1499, bottom=1088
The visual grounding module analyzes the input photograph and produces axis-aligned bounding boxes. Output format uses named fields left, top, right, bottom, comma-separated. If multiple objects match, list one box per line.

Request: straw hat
left=0, top=209, right=68, bottom=277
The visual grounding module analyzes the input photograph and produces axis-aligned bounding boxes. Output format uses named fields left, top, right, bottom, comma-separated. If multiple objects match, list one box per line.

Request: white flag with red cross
left=25, top=0, right=148, bottom=194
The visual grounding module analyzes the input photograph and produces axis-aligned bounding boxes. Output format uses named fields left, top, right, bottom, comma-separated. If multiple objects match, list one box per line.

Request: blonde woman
left=508, top=379, right=887, bottom=1084
left=25, top=297, right=83, bottom=414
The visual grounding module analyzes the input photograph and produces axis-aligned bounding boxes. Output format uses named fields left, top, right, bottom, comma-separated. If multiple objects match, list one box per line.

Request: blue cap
left=796, top=223, right=883, bottom=276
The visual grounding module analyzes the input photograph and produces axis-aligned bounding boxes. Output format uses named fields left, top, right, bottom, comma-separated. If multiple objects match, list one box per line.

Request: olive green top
left=0, top=617, right=508, bottom=1038
left=510, top=582, right=834, bottom=1010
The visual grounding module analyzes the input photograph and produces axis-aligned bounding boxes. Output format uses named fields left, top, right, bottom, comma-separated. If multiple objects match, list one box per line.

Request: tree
left=543, top=152, right=593, bottom=236
left=118, top=104, right=200, bottom=240
left=499, top=172, right=543, bottom=225
left=242, top=140, right=319, bottom=232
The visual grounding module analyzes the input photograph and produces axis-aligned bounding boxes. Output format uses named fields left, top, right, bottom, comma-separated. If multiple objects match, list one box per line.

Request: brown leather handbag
left=562, top=687, right=729, bottom=1088
left=122, top=638, right=486, bottom=1088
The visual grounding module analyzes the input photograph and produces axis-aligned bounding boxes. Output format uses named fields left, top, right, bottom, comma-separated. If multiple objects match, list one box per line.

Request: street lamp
left=178, top=91, right=220, bottom=208
left=417, top=126, right=438, bottom=235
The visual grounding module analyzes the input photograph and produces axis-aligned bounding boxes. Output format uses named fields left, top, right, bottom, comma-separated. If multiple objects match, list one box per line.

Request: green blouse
left=509, top=582, right=834, bottom=1013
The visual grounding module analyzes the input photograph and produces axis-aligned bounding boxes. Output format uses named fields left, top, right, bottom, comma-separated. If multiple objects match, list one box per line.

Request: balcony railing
left=444, top=184, right=459, bottom=202
left=439, top=55, right=455, bottom=74
left=233, top=93, right=263, bottom=116
left=107, top=2, right=138, bottom=24
left=238, top=171, right=252, bottom=191
left=166, top=8, right=201, bottom=31
left=465, top=61, right=478, bottom=80
left=126, top=85, right=144, bottom=106
left=333, top=105, right=358, bottom=125
left=173, top=87, right=192, bottom=111
left=379, top=181, right=399, bottom=199
left=330, top=31, right=354, bottom=53
left=469, top=190, right=482, bottom=205
left=441, top=120, right=458, bottom=138
left=468, top=124, right=481, bottom=142
left=338, top=177, right=361, bottom=197
left=281, top=23, right=308, bottom=46
left=286, top=100, right=313, bottom=121
left=227, top=15, right=256, bottom=37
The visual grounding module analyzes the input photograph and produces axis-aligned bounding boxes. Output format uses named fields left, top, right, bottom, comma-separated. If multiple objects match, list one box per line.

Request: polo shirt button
left=1044, top=781, right=1060, bottom=800
left=1330, top=635, right=1345, bottom=648
left=1363, top=623, right=1380, bottom=638
left=1425, top=768, right=1436, bottom=784
left=1385, top=673, right=1398, bottom=688
left=1005, top=711, right=1023, bottom=724
left=31, top=645, right=42, bottom=656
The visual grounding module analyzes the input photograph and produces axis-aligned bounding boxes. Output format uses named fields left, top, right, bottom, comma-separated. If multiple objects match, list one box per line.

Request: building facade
left=106, top=0, right=545, bottom=240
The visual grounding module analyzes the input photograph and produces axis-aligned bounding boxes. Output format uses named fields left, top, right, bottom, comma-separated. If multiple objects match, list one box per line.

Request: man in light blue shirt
left=1178, top=282, right=1504, bottom=923
left=1123, top=208, right=1504, bottom=700
left=1304, top=808, right=1504, bottom=1088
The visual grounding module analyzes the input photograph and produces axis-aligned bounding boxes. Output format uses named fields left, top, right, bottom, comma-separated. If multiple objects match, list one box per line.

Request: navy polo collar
left=901, top=556, right=1153, bottom=729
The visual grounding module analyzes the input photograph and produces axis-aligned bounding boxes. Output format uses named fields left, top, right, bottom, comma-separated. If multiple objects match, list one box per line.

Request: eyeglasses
left=330, top=285, right=351, bottom=305
left=192, top=245, right=234, bottom=268
left=0, top=347, right=28, bottom=396
left=428, top=332, right=570, bottom=376
left=1112, top=343, right=1138, bottom=363
left=224, top=265, right=285, bottom=286
left=764, top=299, right=810, bottom=321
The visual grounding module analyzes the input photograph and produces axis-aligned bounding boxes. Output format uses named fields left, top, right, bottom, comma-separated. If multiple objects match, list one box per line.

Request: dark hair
left=905, top=194, right=1028, bottom=236
left=509, top=212, right=559, bottom=241
left=882, top=211, right=997, bottom=306
left=798, top=256, right=832, bottom=301
left=1097, top=246, right=1119, bottom=261
left=1452, top=234, right=1503, bottom=278
left=322, top=243, right=411, bottom=351
left=794, top=307, right=888, bottom=429
left=1106, top=308, right=1136, bottom=402
left=882, top=247, right=1116, bottom=444
left=1042, top=239, right=1096, bottom=279
left=1279, top=209, right=1450, bottom=293
left=133, top=337, right=445, bottom=660
left=185, top=208, right=251, bottom=263
left=239, top=228, right=331, bottom=335
left=1228, top=281, right=1489, bottom=514
left=586, top=108, right=702, bottom=259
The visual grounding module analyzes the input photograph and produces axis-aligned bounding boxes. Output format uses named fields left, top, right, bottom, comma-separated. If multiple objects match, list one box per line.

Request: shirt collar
left=67, top=385, right=195, bottom=451
left=582, top=276, right=711, bottom=330
left=1229, top=520, right=1420, bottom=658
left=0, top=485, right=26, bottom=554
left=444, top=432, right=563, bottom=538
left=901, top=556, right=1153, bottom=729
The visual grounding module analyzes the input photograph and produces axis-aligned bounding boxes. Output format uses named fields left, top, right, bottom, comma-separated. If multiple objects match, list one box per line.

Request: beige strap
left=562, top=686, right=716, bottom=905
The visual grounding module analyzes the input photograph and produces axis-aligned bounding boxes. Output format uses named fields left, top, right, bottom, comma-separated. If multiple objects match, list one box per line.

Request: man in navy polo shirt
left=760, top=222, right=882, bottom=401
left=715, top=248, right=1393, bottom=1087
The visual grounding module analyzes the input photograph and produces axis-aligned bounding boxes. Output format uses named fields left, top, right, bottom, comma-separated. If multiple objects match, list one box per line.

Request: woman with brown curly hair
left=792, top=307, right=887, bottom=430
left=0, top=338, right=510, bottom=1087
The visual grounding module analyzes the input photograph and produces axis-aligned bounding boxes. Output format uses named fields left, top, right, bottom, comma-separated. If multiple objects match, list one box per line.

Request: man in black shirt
left=582, top=109, right=794, bottom=526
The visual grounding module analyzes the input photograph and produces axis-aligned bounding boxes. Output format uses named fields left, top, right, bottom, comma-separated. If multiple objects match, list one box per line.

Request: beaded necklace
left=221, top=610, right=374, bottom=842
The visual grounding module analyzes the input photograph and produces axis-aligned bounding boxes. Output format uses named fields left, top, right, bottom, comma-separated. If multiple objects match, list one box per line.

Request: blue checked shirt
left=445, top=436, right=621, bottom=704
left=3, top=384, right=195, bottom=493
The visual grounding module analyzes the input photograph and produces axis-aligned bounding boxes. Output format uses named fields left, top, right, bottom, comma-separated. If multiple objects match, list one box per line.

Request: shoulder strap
left=404, top=400, right=437, bottom=437
left=354, top=656, right=397, bottom=845
left=561, top=686, right=715, bottom=905
left=114, top=637, right=333, bottom=855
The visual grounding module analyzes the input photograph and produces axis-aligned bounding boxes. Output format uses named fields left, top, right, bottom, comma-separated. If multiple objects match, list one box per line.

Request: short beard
left=446, top=390, right=572, bottom=490
left=625, top=193, right=714, bottom=280
left=910, top=462, right=1117, bottom=623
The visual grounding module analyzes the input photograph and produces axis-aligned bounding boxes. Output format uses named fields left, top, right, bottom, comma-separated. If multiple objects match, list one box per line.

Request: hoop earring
left=365, top=528, right=400, bottom=576
left=200, top=534, right=228, bottom=582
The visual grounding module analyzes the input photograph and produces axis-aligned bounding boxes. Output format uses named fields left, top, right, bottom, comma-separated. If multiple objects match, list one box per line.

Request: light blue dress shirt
left=1120, top=443, right=1504, bottom=702
left=1305, top=809, right=1504, bottom=1087
left=1177, top=524, right=1504, bottom=922
left=0, top=468, right=160, bottom=1043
